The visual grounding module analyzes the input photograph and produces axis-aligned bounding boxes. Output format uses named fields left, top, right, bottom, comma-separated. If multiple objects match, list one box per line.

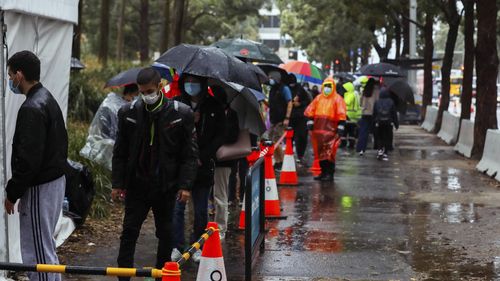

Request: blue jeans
left=172, top=185, right=211, bottom=250
left=356, top=115, right=373, bottom=152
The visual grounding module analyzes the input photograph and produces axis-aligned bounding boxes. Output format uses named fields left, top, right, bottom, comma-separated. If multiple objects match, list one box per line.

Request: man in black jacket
left=171, top=74, right=226, bottom=262
left=4, top=51, right=68, bottom=281
left=111, top=67, right=198, bottom=278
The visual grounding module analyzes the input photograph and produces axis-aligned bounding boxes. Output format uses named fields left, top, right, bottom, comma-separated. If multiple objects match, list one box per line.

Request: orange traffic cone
left=279, top=128, right=299, bottom=186
left=238, top=193, right=246, bottom=230
left=196, top=222, right=227, bottom=281
left=162, top=262, right=181, bottom=281
left=264, top=142, right=281, bottom=217
left=309, top=132, right=321, bottom=176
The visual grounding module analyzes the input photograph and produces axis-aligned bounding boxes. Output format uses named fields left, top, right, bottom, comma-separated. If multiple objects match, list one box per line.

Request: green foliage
left=67, top=120, right=112, bottom=219
left=68, top=56, right=137, bottom=122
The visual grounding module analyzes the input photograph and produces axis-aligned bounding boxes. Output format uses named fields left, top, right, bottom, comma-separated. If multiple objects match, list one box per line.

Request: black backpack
left=376, top=101, right=392, bottom=124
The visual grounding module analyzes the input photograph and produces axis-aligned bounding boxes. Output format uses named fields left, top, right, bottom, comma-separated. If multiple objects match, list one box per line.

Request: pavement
left=59, top=125, right=500, bottom=281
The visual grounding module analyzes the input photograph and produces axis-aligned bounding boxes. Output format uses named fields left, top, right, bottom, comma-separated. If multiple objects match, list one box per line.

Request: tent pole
left=0, top=9, right=9, bottom=264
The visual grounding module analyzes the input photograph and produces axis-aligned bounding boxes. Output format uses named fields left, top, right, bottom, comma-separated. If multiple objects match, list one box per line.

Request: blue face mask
left=185, top=82, right=201, bottom=97
left=9, top=79, right=22, bottom=95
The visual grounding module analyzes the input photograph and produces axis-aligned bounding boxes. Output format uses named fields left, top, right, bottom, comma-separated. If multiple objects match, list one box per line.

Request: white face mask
left=141, top=91, right=161, bottom=105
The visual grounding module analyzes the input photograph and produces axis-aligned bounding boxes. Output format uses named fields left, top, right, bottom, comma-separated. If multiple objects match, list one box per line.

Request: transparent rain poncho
left=80, top=92, right=128, bottom=170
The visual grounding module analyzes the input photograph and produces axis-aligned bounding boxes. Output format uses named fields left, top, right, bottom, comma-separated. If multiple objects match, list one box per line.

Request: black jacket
left=373, top=89, right=399, bottom=129
left=216, top=108, right=240, bottom=168
left=112, top=98, right=198, bottom=192
left=175, top=90, right=226, bottom=185
left=290, top=84, right=312, bottom=119
left=6, top=83, right=68, bottom=202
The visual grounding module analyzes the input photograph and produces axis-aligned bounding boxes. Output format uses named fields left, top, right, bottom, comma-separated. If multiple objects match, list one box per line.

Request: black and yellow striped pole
left=176, top=225, right=217, bottom=266
left=0, top=263, right=165, bottom=278
left=0, top=225, right=219, bottom=280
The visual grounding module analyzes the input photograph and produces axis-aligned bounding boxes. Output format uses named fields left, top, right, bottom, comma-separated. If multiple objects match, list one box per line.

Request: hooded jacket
left=343, top=82, right=362, bottom=122
left=175, top=76, right=226, bottom=185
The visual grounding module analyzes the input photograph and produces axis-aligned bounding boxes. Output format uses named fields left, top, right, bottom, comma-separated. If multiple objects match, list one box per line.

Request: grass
left=67, top=119, right=112, bottom=219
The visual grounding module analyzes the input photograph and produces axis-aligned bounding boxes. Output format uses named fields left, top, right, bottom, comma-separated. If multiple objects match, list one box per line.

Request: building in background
left=258, top=3, right=307, bottom=63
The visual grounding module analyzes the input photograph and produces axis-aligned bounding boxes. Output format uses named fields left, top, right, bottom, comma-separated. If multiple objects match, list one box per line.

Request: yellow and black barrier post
left=0, top=225, right=219, bottom=280
left=176, top=225, right=217, bottom=266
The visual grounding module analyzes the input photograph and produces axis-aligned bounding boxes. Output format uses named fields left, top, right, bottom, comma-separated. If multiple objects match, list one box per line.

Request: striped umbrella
left=281, top=61, right=326, bottom=84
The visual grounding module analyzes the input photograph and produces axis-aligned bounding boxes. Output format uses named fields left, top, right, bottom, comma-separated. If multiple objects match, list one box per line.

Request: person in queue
left=171, top=74, right=226, bottom=262
left=111, top=67, right=198, bottom=280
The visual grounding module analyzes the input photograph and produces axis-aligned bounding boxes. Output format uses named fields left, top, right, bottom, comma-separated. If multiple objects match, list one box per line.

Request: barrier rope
left=176, top=226, right=217, bottom=267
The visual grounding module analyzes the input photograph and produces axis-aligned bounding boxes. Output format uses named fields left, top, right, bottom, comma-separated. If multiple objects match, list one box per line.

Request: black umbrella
left=208, top=79, right=266, bottom=135
left=386, top=79, right=415, bottom=112
left=360, top=62, right=405, bottom=77
left=256, top=63, right=288, bottom=84
left=104, top=67, right=142, bottom=88
left=156, top=44, right=262, bottom=90
left=212, top=38, right=283, bottom=64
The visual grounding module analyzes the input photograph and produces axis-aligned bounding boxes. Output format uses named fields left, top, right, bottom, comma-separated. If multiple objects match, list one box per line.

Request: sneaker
left=377, top=150, right=384, bottom=160
left=382, top=154, right=389, bottom=161
left=171, top=248, right=182, bottom=262
left=192, top=249, right=202, bottom=263
left=359, top=151, right=364, bottom=156
left=320, top=174, right=334, bottom=182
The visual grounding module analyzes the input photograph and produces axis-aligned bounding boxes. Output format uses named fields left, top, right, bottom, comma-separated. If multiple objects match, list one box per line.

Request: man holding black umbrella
left=267, top=71, right=293, bottom=170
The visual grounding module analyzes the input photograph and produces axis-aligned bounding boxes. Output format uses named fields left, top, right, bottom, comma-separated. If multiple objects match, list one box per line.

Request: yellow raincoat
left=304, top=77, right=347, bottom=162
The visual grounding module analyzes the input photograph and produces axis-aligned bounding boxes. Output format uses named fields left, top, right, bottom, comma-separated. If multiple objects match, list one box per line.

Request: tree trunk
left=159, top=0, right=171, bottom=53
left=373, top=30, right=393, bottom=62
left=402, top=15, right=410, bottom=57
left=98, top=0, right=110, bottom=66
left=422, top=12, right=434, bottom=121
left=172, top=0, right=186, bottom=45
left=435, top=1, right=461, bottom=133
left=460, top=0, right=474, bottom=120
left=139, top=0, right=149, bottom=62
left=72, top=0, right=83, bottom=59
left=395, top=21, right=402, bottom=59
left=116, top=0, right=126, bottom=61
left=473, top=0, right=499, bottom=156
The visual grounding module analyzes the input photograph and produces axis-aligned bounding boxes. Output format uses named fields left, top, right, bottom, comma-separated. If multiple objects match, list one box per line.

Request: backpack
left=376, top=101, right=392, bottom=124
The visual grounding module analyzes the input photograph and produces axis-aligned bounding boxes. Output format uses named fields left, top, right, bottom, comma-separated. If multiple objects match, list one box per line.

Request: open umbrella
left=257, top=63, right=289, bottom=83
left=208, top=79, right=266, bottom=135
left=333, top=72, right=356, bottom=82
left=104, top=67, right=142, bottom=88
left=281, top=61, right=326, bottom=84
left=386, top=78, right=415, bottom=112
left=212, top=38, right=283, bottom=64
left=359, top=63, right=405, bottom=77
left=156, top=44, right=263, bottom=90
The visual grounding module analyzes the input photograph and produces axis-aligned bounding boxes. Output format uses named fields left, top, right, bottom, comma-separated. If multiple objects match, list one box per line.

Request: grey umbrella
left=208, top=79, right=266, bottom=136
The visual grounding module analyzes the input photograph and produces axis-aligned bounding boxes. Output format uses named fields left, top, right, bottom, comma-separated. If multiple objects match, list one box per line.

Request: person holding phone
left=111, top=67, right=198, bottom=280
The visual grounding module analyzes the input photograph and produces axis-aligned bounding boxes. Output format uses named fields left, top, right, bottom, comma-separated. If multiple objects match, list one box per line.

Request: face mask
left=185, top=82, right=201, bottom=96
left=9, top=79, right=22, bottom=95
left=269, top=79, right=276, bottom=86
left=141, top=91, right=161, bottom=105
left=290, top=83, right=296, bottom=87
left=323, top=87, right=333, bottom=96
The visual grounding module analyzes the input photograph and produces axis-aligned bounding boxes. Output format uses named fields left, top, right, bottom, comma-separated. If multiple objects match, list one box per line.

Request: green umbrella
left=212, top=38, right=283, bottom=64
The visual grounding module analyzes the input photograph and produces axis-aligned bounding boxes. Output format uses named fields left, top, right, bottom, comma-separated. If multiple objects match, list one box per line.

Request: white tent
left=0, top=0, right=79, bottom=274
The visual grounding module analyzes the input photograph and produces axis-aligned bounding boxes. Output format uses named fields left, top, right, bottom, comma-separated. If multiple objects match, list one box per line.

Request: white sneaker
left=171, top=248, right=182, bottom=262
left=382, top=154, right=389, bottom=161
left=359, top=151, right=364, bottom=156
left=192, top=249, right=202, bottom=263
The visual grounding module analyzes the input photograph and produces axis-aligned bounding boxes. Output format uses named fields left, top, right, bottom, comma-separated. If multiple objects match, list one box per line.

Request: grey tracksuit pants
left=19, top=176, right=65, bottom=281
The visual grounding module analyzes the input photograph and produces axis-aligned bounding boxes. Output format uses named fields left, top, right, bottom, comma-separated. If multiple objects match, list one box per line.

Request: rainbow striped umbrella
left=281, top=61, right=326, bottom=84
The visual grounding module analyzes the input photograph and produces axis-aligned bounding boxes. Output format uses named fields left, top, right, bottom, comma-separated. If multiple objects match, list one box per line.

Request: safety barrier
left=454, top=119, right=474, bottom=158
left=0, top=226, right=218, bottom=280
left=421, top=106, right=438, bottom=132
left=476, top=129, right=500, bottom=182
left=437, top=111, right=460, bottom=144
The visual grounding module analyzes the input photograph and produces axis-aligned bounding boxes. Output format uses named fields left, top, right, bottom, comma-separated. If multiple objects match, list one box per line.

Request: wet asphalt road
left=62, top=125, right=500, bottom=281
